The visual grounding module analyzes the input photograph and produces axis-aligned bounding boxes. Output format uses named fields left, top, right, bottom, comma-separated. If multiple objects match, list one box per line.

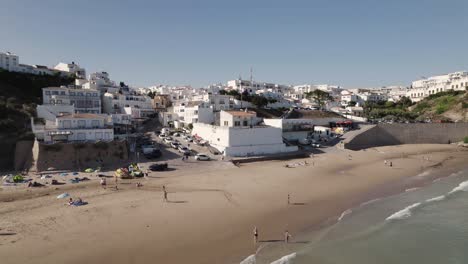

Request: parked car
left=170, top=141, right=180, bottom=149
left=164, top=137, right=173, bottom=144
left=149, top=163, right=168, bottom=171
left=184, top=136, right=193, bottom=142
left=173, top=132, right=181, bottom=137
left=178, top=146, right=190, bottom=155
left=144, top=149, right=162, bottom=159
left=194, top=154, right=210, bottom=161
left=311, top=143, right=321, bottom=148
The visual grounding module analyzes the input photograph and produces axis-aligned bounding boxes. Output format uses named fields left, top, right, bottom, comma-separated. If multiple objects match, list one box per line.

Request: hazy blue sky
left=1, top=0, right=467, bottom=87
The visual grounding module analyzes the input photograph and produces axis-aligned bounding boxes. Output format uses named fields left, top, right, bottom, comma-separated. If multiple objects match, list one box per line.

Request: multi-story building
left=41, top=87, right=101, bottom=114
left=32, top=113, right=114, bottom=143
left=0, top=52, right=19, bottom=71
left=408, top=71, right=468, bottom=102
left=227, top=79, right=291, bottom=94
left=102, top=93, right=154, bottom=118
left=54, top=62, right=86, bottom=79
left=192, top=110, right=297, bottom=156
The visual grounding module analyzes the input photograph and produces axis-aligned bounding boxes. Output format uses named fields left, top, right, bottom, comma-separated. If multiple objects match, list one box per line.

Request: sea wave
left=448, top=180, right=468, bottom=194
left=405, top=187, right=421, bottom=192
left=338, top=209, right=352, bottom=221
left=270, top=252, right=297, bottom=264
left=386, top=203, right=421, bottom=221
left=239, top=254, right=256, bottom=264
left=425, top=195, right=446, bottom=203
left=360, top=198, right=382, bottom=207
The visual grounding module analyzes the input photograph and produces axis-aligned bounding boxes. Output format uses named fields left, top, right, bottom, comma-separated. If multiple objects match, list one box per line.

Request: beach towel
left=57, top=193, right=70, bottom=199
left=71, top=201, right=88, bottom=206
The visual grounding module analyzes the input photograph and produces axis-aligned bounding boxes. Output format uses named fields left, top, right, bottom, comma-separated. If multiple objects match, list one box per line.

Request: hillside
left=410, top=90, right=468, bottom=122
left=366, top=90, right=467, bottom=122
left=0, top=69, right=74, bottom=170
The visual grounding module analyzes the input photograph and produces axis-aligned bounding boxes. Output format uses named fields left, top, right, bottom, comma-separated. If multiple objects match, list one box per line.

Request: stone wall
left=20, top=140, right=130, bottom=172
left=344, top=123, right=468, bottom=150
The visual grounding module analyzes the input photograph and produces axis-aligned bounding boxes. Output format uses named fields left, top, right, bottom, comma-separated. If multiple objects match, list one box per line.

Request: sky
left=1, top=0, right=468, bottom=88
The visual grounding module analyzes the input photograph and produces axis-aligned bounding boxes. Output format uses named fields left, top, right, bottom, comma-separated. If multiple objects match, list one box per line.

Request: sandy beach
left=1, top=144, right=467, bottom=264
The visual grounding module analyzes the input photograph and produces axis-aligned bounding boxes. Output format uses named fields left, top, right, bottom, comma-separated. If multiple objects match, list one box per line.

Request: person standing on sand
left=288, top=194, right=291, bottom=205
left=253, top=226, right=259, bottom=244
left=163, top=185, right=168, bottom=202
left=100, top=178, right=106, bottom=189
left=284, top=230, right=292, bottom=243
left=390, top=161, right=393, bottom=167
left=384, top=160, right=387, bottom=166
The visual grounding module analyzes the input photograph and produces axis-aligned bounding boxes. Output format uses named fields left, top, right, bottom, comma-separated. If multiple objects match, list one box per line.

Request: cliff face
left=0, top=70, right=74, bottom=171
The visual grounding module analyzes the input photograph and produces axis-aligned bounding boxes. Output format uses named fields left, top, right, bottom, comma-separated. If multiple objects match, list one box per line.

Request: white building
left=32, top=113, right=113, bottom=143
left=0, top=52, right=19, bottom=71
left=192, top=110, right=297, bottom=156
left=173, top=101, right=214, bottom=126
left=408, top=71, right=468, bottom=102
left=84, top=71, right=120, bottom=93
left=41, top=87, right=101, bottom=114
left=102, top=93, right=154, bottom=118
left=227, top=79, right=291, bottom=94
left=54, top=62, right=86, bottom=79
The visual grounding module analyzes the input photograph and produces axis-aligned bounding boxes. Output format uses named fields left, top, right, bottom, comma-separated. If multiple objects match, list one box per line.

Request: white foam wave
left=360, top=198, right=381, bottom=207
left=338, top=209, right=352, bottom=221
left=425, top=195, right=446, bottom=203
left=405, top=187, right=420, bottom=192
left=239, top=254, right=256, bottom=264
left=448, top=180, right=468, bottom=194
left=270, top=252, right=297, bottom=264
left=386, top=202, right=421, bottom=221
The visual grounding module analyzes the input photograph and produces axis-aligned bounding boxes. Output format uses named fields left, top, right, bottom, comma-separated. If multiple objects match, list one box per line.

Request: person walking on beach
left=389, top=161, right=393, bottom=167
left=253, top=226, right=259, bottom=244
left=284, top=230, right=292, bottom=243
left=384, top=160, right=387, bottom=166
left=162, top=185, right=168, bottom=202
left=100, top=177, right=106, bottom=189
left=287, top=194, right=291, bottom=205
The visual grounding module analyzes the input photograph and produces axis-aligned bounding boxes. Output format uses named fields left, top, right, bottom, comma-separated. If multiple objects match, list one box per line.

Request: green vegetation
left=365, top=91, right=467, bottom=122
left=0, top=69, right=74, bottom=170
left=464, top=136, right=468, bottom=144
left=218, top=89, right=276, bottom=108
left=305, top=90, right=333, bottom=110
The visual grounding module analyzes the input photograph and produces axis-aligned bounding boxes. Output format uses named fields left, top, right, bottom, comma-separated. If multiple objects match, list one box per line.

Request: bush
left=93, top=141, right=109, bottom=150
left=464, top=136, right=468, bottom=144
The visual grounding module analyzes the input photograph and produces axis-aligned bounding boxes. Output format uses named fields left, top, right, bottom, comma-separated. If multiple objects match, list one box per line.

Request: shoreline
left=1, top=144, right=468, bottom=264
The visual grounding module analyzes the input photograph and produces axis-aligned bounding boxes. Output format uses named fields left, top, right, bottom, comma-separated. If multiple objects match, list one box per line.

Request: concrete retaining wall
left=344, top=123, right=468, bottom=150
left=21, top=141, right=130, bottom=172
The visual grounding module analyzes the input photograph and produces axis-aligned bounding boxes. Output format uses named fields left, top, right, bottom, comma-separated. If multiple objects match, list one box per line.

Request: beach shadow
left=51, top=182, right=66, bottom=185
left=291, top=202, right=307, bottom=206
left=259, top=239, right=283, bottom=243
left=0, top=232, right=16, bottom=236
left=167, top=200, right=188, bottom=204
left=290, top=241, right=309, bottom=244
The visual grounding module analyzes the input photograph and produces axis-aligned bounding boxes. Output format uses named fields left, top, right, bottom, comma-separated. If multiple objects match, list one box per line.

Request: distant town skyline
left=2, top=0, right=468, bottom=88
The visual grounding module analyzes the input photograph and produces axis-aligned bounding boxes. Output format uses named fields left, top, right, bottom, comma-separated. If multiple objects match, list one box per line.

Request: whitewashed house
left=407, top=71, right=468, bottom=102
left=33, top=113, right=113, bottom=143
left=192, top=110, right=297, bottom=157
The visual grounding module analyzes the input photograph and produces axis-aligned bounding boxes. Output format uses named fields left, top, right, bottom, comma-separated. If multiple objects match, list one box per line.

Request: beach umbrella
left=84, top=168, right=94, bottom=173
left=57, top=193, right=70, bottom=199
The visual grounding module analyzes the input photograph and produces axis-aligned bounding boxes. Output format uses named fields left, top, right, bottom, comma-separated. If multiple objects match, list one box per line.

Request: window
left=70, top=92, right=75, bottom=95
left=52, top=91, right=59, bottom=95
left=60, top=91, right=66, bottom=95
left=91, top=120, right=100, bottom=128
left=234, top=121, right=241, bottom=126
left=194, top=110, right=198, bottom=114
left=62, top=120, right=71, bottom=129
left=224, top=121, right=229, bottom=126
left=93, top=93, right=98, bottom=97
left=86, top=93, right=91, bottom=96
left=70, top=100, right=75, bottom=105
left=78, top=120, right=86, bottom=128
left=45, top=91, right=51, bottom=95
left=78, top=92, right=84, bottom=96
left=243, top=120, right=248, bottom=126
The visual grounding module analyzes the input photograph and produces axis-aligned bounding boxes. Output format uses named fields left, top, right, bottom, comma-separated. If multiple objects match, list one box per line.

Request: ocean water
left=242, top=168, right=468, bottom=264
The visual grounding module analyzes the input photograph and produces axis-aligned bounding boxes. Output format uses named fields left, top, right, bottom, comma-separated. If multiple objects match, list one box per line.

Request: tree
left=251, top=95, right=269, bottom=108
left=305, top=90, right=333, bottom=110
left=347, top=101, right=357, bottom=107
left=147, top=91, right=157, bottom=99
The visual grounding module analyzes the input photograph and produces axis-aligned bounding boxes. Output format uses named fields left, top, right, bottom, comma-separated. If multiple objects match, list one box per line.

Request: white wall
left=192, top=123, right=297, bottom=157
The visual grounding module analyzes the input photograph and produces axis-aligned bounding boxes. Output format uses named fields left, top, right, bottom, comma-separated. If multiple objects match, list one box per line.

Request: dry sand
left=1, top=144, right=467, bottom=264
